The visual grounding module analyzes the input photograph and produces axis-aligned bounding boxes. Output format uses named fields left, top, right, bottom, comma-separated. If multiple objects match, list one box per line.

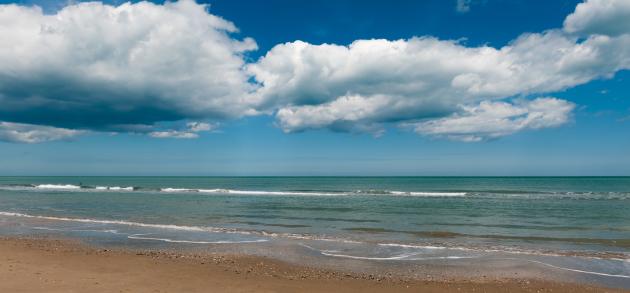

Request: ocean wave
left=0, top=184, right=467, bottom=197
left=32, top=226, right=121, bottom=234
left=498, top=258, right=630, bottom=279
left=1, top=211, right=628, bottom=262
left=344, top=227, right=630, bottom=248
left=378, top=243, right=446, bottom=250
left=300, top=244, right=630, bottom=278
left=2, top=183, right=630, bottom=199
left=0, top=184, right=139, bottom=192
left=30, top=226, right=267, bottom=244
left=389, top=191, right=467, bottom=196
left=299, top=243, right=473, bottom=261
left=96, top=186, right=134, bottom=191
left=0, top=211, right=357, bottom=244
left=162, top=188, right=344, bottom=196
left=35, top=184, right=82, bottom=190
left=127, top=234, right=268, bottom=244
left=0, top=211, right=228, bottom=233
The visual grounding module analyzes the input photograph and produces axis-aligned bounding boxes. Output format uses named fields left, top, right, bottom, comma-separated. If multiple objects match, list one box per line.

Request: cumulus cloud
left=412, top=98, right=575, bottom=141
left=249, top=30, right=629, bottom=136
left=149, top=122, right=218, bottom=139
left=276, top=94, right=392, bottom=135
left=0, top=122, right=83, bottom=143
left=0, top=0, right=258, bottom=133
left=564, top=0, right=630, bottom=36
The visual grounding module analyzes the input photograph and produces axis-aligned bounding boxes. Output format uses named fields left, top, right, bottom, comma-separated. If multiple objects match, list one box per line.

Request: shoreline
left=0, top=236, right=627, bottom=292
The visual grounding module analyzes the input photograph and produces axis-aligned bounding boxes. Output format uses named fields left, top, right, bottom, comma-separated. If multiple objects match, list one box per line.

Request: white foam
left=390, top=191, right=467, bottom=197
left=319, top=251, right=420, bottom=260
left=499, top=258, right=630, bottom=279
left=160, top=188, right=197, bottom=192
left=127, top=234, right=268, bottom=244
left=157, top=188, right=349, bottom=196
left=0, top=211, right=225, bottom=233
left=183, top=188, right=466, bottom=197
left=4, top=183, right=467, bottom=197
left=378, top=243, right=446, bottom=250
left=35, top=184, right=81, bottom=190
left=0, top=211, right=370, bottom=247
left=3, top=211, right=627, bottom=265
left=32, top=226, right=68, bottom=232
left=33, top=226, right=120, bottom=234
left=109, top=186, right=134, bottom=191
left=96, top=186, right=133, bottom=191
left=299, top=244, right=473, bottom=261
left=197, top=189, right=343, bottom=196
left=197, top=189, right=230, bottom=193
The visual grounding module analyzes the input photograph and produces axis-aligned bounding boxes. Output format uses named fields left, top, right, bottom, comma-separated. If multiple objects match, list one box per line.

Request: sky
left=0, top=0, right=629, bottom=176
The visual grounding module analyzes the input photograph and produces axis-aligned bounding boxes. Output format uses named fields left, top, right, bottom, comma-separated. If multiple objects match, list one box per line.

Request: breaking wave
left=0, top=184, right=467, bottom=197
left=1, top=183, right=628, bottom=199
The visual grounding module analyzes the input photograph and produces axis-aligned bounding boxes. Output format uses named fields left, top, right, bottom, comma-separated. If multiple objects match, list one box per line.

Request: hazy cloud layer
left=0, top=122, right=83, bottom=143
left=1, top=0, right=629, bottom=143
left=149, top=122, right=218, bottom=139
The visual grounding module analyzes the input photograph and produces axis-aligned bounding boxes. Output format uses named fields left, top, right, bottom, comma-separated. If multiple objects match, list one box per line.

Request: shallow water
left=0, top=177, right=628, bottom=287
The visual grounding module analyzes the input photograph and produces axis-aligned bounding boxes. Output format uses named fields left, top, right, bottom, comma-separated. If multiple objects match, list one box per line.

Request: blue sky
left=0, top=0, right=629, bottom=175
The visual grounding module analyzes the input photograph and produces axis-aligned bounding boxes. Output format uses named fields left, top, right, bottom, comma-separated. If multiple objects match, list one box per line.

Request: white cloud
left=0, top=0, right=258, bottom=131
left=149, top=121, right=218, bottom=139
left=0, top=121, right=83, bottom=143
left=412, top=98, right=575, bottom=141
left=186, top=122, right=214, bottom=132
left=249, top=30, right=629, bottom=135
left=276, top=94, right=390, bottom=135
left=149, top=131, right=199, bottom=139
left=456, top=0, right=472, bottom=13
left=564, top=0, right=630, bottom=36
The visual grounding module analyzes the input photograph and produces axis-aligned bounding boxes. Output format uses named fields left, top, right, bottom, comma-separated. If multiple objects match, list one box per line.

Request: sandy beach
left=0, top=237, right=625, bottom=293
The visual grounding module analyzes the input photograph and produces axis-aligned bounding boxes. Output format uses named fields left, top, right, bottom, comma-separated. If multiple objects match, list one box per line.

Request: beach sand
left=0, top=237, right=626, bottom=293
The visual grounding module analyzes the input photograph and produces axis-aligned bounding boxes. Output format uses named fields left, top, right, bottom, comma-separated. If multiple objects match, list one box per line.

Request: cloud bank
left=249, top=0, right=630, bottom=140
left=0, top=0, right=629, bottom=143
left=0, top=0, right=257, bottom=138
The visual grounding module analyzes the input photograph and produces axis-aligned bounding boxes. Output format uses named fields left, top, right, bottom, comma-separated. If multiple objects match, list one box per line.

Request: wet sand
left=0, top=237, right=626, bottom=293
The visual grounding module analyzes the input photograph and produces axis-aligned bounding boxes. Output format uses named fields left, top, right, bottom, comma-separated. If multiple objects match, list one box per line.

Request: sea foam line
left=162, top=188, right=346, bottom=196
left=378, top=243, right=447, bottom=250
left=300, top=243, right=630, bottom=278
left=127, top=234, right=268, bottom=244
left=0, top=184, right=467, bottom=197
left=299, top=243, right=474, bottom=261
left=497, top=258, right=630, bottom=279
left=0, top=211, right=232, bottom=233
left=0, top=211, right=358, bottom=244
left=161, top=188, right=467, bottom=197
left=35, top=184, right=82, bottom=190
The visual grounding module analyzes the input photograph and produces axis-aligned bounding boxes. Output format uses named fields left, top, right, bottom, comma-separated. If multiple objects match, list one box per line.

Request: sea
left=0, top=176, right=628, bottom=287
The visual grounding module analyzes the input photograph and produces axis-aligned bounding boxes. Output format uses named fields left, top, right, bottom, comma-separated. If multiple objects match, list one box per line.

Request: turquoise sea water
left=0, top=177, right=628, bottom=286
